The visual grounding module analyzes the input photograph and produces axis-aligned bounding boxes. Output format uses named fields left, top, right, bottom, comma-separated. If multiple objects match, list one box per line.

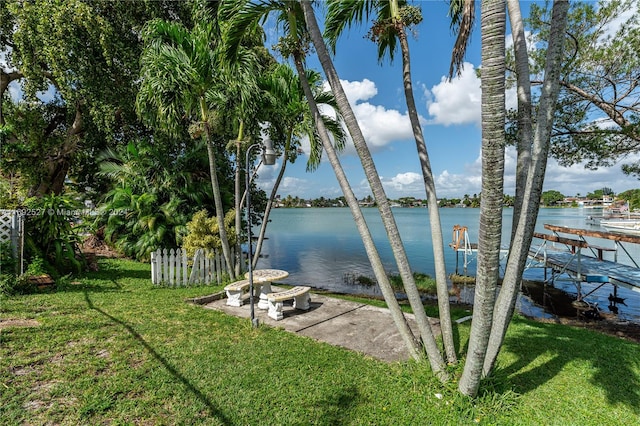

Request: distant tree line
left=279, top=187, right=640, bottom=209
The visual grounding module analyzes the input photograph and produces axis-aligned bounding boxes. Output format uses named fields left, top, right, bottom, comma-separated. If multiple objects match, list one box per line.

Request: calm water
left=256, top=207, right=640, bottom=322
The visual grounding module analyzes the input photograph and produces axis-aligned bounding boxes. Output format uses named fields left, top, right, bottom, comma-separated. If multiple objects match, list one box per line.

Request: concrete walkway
left=202, top=288, right=441, bottom=362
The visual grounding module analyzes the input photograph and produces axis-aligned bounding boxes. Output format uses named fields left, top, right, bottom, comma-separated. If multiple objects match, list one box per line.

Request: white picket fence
left=150, top=248, right=243, bottom=286
left=0, top=209, right=24, bottom=274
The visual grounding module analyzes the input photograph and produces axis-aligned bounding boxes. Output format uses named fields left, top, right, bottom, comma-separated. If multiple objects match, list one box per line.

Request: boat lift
left=449, top=225, right=509, bottom=275
left=527, top=224, right=640, bottom=303
left=450, top=223, right=640, bottom=303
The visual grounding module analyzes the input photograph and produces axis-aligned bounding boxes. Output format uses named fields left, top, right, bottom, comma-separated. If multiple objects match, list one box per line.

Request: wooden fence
left=150, top=247, right=244, bottom=286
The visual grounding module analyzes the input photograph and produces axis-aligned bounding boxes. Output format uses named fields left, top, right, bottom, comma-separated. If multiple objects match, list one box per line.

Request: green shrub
left=389, top=272, right=437, bottom=294
left=181, top=209, right=237, bottom=258
left=0, top=241, right=17, bottom=295
left=23, top=194, right=86, bottom=275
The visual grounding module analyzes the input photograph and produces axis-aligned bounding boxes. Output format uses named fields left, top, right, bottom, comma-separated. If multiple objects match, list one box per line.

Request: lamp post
left=246, top=136, right=277, bottom=327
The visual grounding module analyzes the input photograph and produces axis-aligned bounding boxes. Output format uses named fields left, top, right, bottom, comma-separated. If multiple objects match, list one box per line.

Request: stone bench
left=266, top=286, right=311, bottom=320
left=224, top=279, right=254, bottom=307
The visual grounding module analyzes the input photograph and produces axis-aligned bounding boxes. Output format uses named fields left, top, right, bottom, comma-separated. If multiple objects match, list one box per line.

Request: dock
left=527, top=224, right=640, bottom=303
left=450, top=223, right=640, bottom=303
left=448, top=224, right=510, bottom=275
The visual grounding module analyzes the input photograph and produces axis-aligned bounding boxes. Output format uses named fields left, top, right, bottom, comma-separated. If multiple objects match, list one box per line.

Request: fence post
left=168, top=249, right=175, bottom=287
left=151, top=251, right=157, bottom=285
left=203, top=250, right=210, bottom=285
left=182, top=249, right=188, bottom=286
left=199, top=250, right=205, bottom=283
left=215, top=251, right=222, bottom=284
left=189, top=250, right=200, bottom=285
left=162, top=248, right=169, bottom=285
left=174, top=249, right=180, bottom=286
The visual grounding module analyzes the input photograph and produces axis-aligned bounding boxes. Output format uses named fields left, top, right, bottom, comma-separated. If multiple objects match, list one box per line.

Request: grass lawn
left=2, top=258, right=639, bottom=425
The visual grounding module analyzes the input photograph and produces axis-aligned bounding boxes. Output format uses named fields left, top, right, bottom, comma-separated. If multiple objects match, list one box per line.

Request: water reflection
left=257, top=207, right=640, bottom=323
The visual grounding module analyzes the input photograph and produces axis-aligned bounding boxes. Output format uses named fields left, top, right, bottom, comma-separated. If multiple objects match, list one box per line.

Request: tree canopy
left=506, top=0, right=640, bottom=175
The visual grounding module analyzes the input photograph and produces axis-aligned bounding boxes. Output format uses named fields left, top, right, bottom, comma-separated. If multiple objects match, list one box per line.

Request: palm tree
left=136, top=5, right=237, bottom=278
left=482, top=0, right=570, bottom=377
left=457, top=0, right=507, bottom=397
left=225, top=0, right=429, bottom=365
left=251, top=63, right=347, bottom=268
left=323, top=0, right=456, bottom=364
left=217, top=20, right=271, bottom=275
left=300, top=1, right=447, bottom=377
left=454, top=0, right=571, bottom=396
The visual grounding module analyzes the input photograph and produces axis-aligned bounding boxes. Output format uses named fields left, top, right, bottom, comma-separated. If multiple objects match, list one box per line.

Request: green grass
left=2, top=258, right=640, bottom=425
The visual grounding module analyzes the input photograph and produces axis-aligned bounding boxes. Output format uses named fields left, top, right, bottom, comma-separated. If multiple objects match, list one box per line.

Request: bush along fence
left=150, top=248, right=244, bottom=287
left=0, top=209, right=24, bottom=274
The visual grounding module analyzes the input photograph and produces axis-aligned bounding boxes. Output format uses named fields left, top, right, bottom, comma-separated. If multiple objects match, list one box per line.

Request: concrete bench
left=266, top=286, right=311, bottom=320
left=224, top=279, right=253, bottom=307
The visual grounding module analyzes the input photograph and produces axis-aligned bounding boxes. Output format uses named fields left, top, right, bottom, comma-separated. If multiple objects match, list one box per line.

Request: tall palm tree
left=300, top=1, right=446, bottom=377
left=217, top=19, right=271, bottom=275
left=225, top=0, right=429, bottom=365
left=323, top=0, right=456, bottom=365
left=482, top=0, right=570, bottom=377
left=136, top=5, right=237, bottom=278
left=251, top=64, right=347, bottom=268
left=458, top=0, right=507, bottom=397
left=454, top=0, right=570, bottom=396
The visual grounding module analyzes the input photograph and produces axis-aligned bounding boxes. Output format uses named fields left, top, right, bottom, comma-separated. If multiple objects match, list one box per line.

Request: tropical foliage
left=95, top=139, right=214, bottom=261
left=0, top=0, right=191, bottom=196
left=1, top=0, right=636, bottom=401
left=181, top=209, right=237, bottom=258
left=22, top=194, right=85, bottom=275
left=136, top=2, right=255, bottom=279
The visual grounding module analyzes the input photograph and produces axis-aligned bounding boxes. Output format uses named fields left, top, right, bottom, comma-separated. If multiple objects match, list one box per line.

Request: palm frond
left=448, top=0, right=475, bottom=79
left=324, top=0, right=370, bottom=53
left=224, top=0, right=283, bottom=60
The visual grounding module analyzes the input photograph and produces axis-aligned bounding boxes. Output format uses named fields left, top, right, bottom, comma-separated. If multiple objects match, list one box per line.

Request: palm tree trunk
left=235, top=137, right=242, bottom=276
left=396, top=19, right=457, bottom=365
left=458, top=0, right=506, bottom=397
left=508, top=0, right=534, bottom=236
left=301, top=0, right=446, bottom=378
left=198, top=95, right=235, bottom=280
left=292, top=50, right=423, bottom=362
left=482, top=0, right=570, bottom=377
left=252, top=137, right=291, bottom=268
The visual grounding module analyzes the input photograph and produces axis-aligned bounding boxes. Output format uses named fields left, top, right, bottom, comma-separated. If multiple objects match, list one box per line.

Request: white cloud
left=381, top=172, right=424, bottom=198
left=426, top=62, right=481, bottom=126
left=430, top=146, right=640, bottom=200
left=425, top=62, right=519, bottom=126
left=258, top=174, right=308, bottom=197
left=340, top=78, right=378, bottom=103
left=319, top=79, right=416, bottom=154
left=351, top=103, right=413, bottom=149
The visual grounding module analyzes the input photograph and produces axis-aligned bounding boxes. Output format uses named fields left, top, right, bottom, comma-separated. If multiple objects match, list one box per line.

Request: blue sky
left=256, top=1, right=640, bottom=200
left=2, top=1, right=638, bottom=201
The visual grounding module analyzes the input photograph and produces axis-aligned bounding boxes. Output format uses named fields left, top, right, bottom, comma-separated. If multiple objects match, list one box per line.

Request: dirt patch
left=0, top=318, right=40, bottom=329
left=532, top=316, right=640, bottom=343
left=81, top=231, right=122, bottom=259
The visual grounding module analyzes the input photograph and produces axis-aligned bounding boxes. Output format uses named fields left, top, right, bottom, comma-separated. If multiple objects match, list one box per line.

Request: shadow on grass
left=313, top=385, right=360, bottom=425
left=89, top=258, right=151, bottom=280
left=497, top=317, right=640, bottom=414
left=82, top=291, right=230, bottom=423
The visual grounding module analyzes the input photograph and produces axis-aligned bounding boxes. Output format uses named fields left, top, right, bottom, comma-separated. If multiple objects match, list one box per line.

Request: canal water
left=255, top=207, right=640, bottom=323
